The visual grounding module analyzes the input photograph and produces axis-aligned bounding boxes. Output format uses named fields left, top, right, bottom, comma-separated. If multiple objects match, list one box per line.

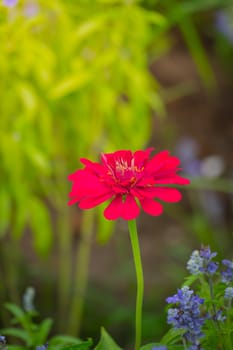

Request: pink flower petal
left=104, top=194, right=140, bottom=220
left=152, top=187, right=182, bottom=202
left=68, top=169, right=111, bottom=200
left=163, top=156, right=180, bottom=169
left=140, top=198, right=163, bottom=216
left=80, top=158, right=105, bottom=175
left=146, top=150, right=170, bottom=173
left=122, top=194, right=140, bottom=220
left=131, top=186, right=163, bottom=199
left=133, top=148, right=153, bottom=168
left=68, top=169, right=83, bottom=181
left=101, top=150, right=133, bottom=168
left=79, top=192, right=113, bottom=209
left=68, top=198, right=79, bottom=206
left=104, top=195, right=123, bottom=220
left=155, top=175, right=190, bottom=185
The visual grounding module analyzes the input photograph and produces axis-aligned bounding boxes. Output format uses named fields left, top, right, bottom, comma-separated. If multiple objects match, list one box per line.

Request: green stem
left=67, top=210, right=94, bottom=335
left=182, top=337, right=188, bottom=350
left=57, top=206, right=72, bottom=331
left=226, top=300, right=233, bottom=350
left=3, top=238, right=20, bottom=304
left=128, top=220, right=144, bottom=350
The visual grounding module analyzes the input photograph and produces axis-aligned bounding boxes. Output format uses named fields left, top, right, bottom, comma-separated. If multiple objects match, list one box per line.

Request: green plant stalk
left=3, top=238, right=20, bottom=305
left=68, top=209, right=94, bottom=336
left=57, top=206, right=72, bottom=331
left=208, top=278, right=221, bottom=330
left=182, top=336, right=188, bottom=350
left=128, top=219, right=144, bottom=350
left=179, top=16, right=216, bottom=89
left=226, top=299, right=233, bottom=350
left=208, top=277, right=228, bottom=350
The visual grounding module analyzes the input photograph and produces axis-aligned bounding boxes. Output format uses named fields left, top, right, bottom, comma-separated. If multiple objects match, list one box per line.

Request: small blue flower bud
left=224, top=287, right=233, bottom=300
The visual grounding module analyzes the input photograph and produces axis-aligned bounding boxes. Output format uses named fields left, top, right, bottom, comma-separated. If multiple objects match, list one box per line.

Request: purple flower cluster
left=152, top=346, right=167, bottom=350
left=224, top=287, right=233, bottom=300
left=0, top=336, right=6, bottom=344
left=36, top=345, right=48, bottom=350
left=221, top=259, right=233, bottom=284
left=166, top=286, right=205, bottom=350
left=187, top=247, right=218, bottom=276
left=186, top=250, right=204, bottom=275
left=199, top=247, right=218, bottom=275
left=215, top=10, right=233, bottom=44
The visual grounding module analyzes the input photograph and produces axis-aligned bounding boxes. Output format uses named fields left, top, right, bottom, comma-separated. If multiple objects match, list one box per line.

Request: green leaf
left=0, top=328, right=29, bottom=343
left=172, top=0, right=232, bottom=17
left=50, top=72, right=92, bottom=99
left=24, top=144, right=50, bottom=175
left=179, top=16, right=216, bottom=89
left=140, top=343, right=158, bottom=350
left=94, top=328, right=122, bottom=350
left=160, top=328, right=185, bottom=345
left=11, top=202, right=28, bottom=240
left=49, top=335, right=93, bottom=350
left=4, top=303, right=26, bottom=323
left=50, top=335, right=89, bottom=345
left=60, top=340, right=92, bottom=350
left=16, top=81, right=38, bottom=115
left=182, top=273, right=200, bottom=287
left=29, top=198, right=53, bottom=256
left=35, top=318, right=53, bottom=345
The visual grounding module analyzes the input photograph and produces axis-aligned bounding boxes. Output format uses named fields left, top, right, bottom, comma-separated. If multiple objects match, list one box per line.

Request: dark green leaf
left=160, top=328, right=185, bottom=345
left=35, top=318, right=53, bottom=345
left=0, top=328, right=29, bottom=343
left=94, top=328, right=122, bottom=350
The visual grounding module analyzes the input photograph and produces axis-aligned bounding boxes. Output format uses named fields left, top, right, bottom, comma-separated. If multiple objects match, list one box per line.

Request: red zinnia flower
left=68, top=149, right=190, bottom=220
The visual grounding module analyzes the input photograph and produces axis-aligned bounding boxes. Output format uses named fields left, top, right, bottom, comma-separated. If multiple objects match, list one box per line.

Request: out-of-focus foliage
left=0, top=0, right=231, bottom=254
left=214, top=3, right=233, bottom=73
left=0, top=0, right=166, bottom=253
left=1, top=298, right=93, bottom=349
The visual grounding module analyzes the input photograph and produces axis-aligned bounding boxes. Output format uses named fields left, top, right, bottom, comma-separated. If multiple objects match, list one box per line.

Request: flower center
left=112, top=157, right=143, bottom=187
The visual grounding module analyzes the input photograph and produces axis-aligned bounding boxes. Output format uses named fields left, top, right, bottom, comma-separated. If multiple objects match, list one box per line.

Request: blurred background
left=0, top=0, right=232, bottom=348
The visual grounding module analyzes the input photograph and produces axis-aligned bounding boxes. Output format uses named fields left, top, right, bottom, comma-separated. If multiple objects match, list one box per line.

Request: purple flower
left=23, top=287, right=35, bottom=312
left=0, top=336, right=6, bottom=344
left=203, top=261, right=218, bottom=275
left=199, top=247, right=217, bottom=260
left=225, top=287, right=233, bottom=300
left=175, top=137, right=199, bottom=163
left=166, top=286, right=206, bottom=348
left=187, top=250, right=204, bottom=275
left=221, top=259, right=233, bottom=283
left=3, top=0, right=18, bottom=7
left=187, top=247, right=218, bottom=276
left=199, top=247, right=218, bottom=275
left=215, top=10, right=233, bottom=44
left=213, top=310, right=226, bottom=322
left=188, top=346, right=203, bottom=350
left=152, top=347, right=167, bottom=350
left=175, top=137, right=201, bottom=177
left=36, top=344, right=48, bottom=350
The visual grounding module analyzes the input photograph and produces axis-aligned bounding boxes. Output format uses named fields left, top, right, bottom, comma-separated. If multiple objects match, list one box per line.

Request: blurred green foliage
left=0, top=0, right=230, bottom=254
left=0, top=0, right=167, bottom=253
